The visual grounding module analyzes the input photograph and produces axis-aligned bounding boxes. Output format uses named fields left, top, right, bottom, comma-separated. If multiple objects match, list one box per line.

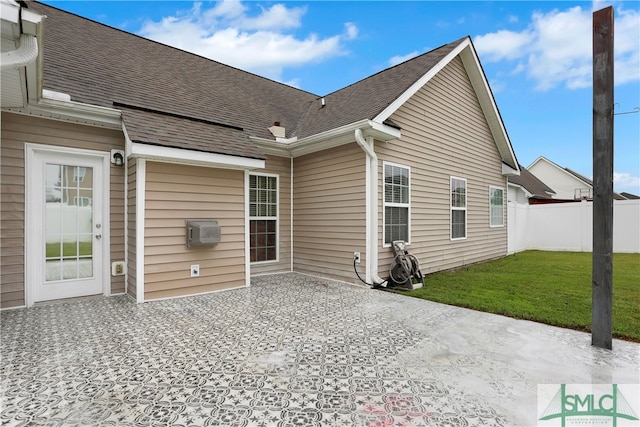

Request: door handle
left=95, top=234, right=102, bottom=240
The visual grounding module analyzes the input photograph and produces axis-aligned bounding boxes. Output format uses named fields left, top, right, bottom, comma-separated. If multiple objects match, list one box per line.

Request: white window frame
left=450, top=176, right=467, bottom=241
left=489, top=186, right=504, bottom=228
left=383, top=161, right=411, bottom=247
left=248, top=172, right=279, bottom=264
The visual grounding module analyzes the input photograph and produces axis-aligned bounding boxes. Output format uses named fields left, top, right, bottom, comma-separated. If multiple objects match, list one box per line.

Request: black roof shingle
left=28, top=2, right=468, bottom=157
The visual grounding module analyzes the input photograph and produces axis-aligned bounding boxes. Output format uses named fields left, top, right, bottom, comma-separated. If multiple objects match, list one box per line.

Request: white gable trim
left=374, top=39, right=469, bottom=125
left=528, top=156, right=592, bottom=188
left=374, top=37, right=519, bottom=173
left=459, top=44, right=519, bottom=172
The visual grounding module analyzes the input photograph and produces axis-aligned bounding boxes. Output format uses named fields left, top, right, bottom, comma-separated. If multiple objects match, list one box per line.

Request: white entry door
left=27, top=146, right=108, bottom=303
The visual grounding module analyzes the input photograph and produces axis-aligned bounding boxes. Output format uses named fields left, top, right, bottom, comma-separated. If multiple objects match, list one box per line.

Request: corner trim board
left=135, top=158, right=146, bottom=303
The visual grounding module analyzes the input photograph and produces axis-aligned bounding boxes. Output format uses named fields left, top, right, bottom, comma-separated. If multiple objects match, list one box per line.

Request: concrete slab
left=1, top=273, right=638, bottom=426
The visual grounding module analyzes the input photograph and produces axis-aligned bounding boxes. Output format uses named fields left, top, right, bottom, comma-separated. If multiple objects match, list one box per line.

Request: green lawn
left=46, top=242, right=92, bottom=258
left=400, top=251, right=640, bottom=342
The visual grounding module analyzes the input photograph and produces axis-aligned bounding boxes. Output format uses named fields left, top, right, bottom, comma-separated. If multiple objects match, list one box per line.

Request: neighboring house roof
left=23, top=1, right=518, bottom=170
left=563, top=167, right=625, bottom=200
left=620, top=192, right=640, bottom=199
left=528, top=156, right=626, bottom=200
left=564, top=167, right=594, bottom=187
left=508, top=164, right=555, bottom=199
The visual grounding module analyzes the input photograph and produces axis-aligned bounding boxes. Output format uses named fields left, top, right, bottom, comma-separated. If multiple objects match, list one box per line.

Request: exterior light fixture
left=111, top=149, right=125, bottom=166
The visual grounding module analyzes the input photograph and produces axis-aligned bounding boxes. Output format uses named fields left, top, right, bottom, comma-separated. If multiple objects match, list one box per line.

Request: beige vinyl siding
left=376, top=56, right=507, bottom=276
left=143, top=162, right=245, bottom=300
left=0, top=112, right=126, bottom=308
left=293, top=142, right=366, bottom=283
left=250, top=155, right=292, bottom=276
left=126, top=158, right=137, bottom=299
left=0, top=130, right=24, bottom=308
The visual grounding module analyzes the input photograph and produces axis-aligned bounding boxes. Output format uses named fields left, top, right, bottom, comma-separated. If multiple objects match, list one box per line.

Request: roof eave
left=507, top=182, right=533, bottom=198
left=252, top=119, right=401, bottom=158
left=4, top=95, right=122, bottom=128
left=124, top=125, right=265, bottom=170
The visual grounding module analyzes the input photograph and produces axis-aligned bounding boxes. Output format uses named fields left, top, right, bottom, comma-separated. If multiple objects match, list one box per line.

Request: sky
left=41, top=0, right=640, bottom=195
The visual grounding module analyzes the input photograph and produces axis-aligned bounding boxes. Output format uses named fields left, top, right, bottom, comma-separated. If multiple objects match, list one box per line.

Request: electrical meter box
left=186, top=220, right=220, bottom=248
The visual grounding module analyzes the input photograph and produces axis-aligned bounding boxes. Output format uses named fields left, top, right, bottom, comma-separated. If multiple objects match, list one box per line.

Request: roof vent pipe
left=1, top=34, right=38, bottom=70
left=321, top=97, right=325, bottom=108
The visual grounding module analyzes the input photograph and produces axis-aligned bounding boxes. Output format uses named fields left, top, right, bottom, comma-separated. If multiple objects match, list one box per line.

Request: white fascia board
left=251, top=119, right=401, bottom=159
left=20, top=9, right=45, bottom=36
left=0, top=1, right=20, bottom=28
left=129, top=141, right=265, bottom=170
left=459, top=44, right=519, bottom=171
left=7, top=96, right=122, bottom=128
left=374, top=39, right=470, bottom=124
left=250, top=137, right=292, bottom=158
left=508, top=182, right=533, bottom=198
left=289, top=120, right=401, bottom=158
left=502, top=163, right=520, bottom=176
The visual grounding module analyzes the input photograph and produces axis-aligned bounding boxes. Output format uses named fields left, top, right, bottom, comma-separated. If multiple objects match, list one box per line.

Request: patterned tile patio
left=1, top=273, right=638, bottom=426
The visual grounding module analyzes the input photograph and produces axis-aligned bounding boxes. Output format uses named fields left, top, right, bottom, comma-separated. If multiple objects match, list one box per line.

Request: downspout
left=354, top=128, right=386, bottom=285
left=0, top=34, right=38, bottom=70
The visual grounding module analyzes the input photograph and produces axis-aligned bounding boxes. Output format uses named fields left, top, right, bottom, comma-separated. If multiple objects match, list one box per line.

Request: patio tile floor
left=1, top=273, right=638, bottom=426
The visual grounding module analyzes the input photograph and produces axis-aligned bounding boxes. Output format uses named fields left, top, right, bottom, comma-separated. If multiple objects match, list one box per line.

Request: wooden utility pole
left=592, top=6, right=614, bottom=350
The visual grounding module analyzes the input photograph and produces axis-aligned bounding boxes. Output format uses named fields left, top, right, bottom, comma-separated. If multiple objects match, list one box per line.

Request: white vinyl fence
left=508, top=199, right=640, bottom=254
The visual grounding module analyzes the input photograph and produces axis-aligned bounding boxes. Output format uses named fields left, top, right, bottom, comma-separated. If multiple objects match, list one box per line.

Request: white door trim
left=25, top=143, right=111, bottom=306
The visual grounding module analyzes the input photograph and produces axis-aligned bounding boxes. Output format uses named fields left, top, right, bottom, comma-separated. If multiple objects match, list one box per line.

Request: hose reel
left=388, top=240, right=423, bottom=290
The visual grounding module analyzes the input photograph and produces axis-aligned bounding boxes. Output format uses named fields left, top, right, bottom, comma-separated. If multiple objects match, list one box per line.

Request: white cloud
left=474, top=4, right=640, bottom=91
left=344, top=22, right=358, bottom=40
left=237, top=3, right=306, bottom=30
left=138, top=1, right=355, bottom=82
left=614, top=172, right=640, bottom=193
left=474, top=29, right=533, bottom=62
left=389, top=51, right=420, bottom=66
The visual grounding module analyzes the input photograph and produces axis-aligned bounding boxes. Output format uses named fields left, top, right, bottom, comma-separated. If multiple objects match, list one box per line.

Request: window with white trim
left=249, top=174, right=278, bottom=262
left=384, top=163, right=410, bottom=245
left=489, top=186, right=504, bottom=227
left=450, top=177, right=467, bottom=240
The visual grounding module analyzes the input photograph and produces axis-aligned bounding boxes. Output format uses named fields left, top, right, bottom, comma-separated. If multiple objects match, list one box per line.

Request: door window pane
left=45, top=163, right=94, bottom=281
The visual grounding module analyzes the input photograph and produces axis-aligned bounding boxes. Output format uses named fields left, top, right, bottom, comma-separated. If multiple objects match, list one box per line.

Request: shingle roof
left=28, top=2, right=468, bottom=157
left=119, top=104, right=264, bottom=160
left=28, top=1, right=315, bottom=156
left=620, top=192, right=640, bottom=200
left=294, top=39, right=465, bottom=138
left=509, top=164, right=555, bottom=199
